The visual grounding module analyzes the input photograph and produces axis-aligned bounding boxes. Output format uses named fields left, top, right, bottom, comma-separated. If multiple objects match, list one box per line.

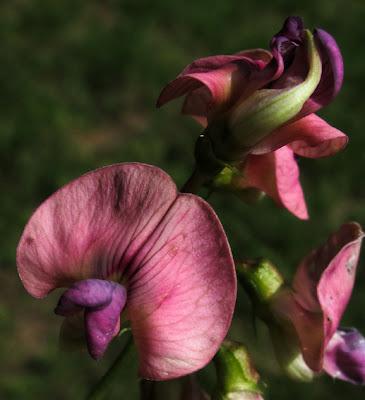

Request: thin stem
left=180, top=167, right=207, bottom=194
left=86, top=335, right=133, bottom=400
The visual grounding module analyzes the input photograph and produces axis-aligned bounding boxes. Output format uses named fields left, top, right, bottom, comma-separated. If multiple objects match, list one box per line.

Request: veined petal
left=17, top=163, right=237, bottom=373
left=252, top=114, right=348, bottom=157
left=244, top=146, right=308, bottom=219
left=324, top=328, right=365, bottom=385
left=157, top=58, right=259, bottom=118
left=126, top=195, right=236, bottom=380
left=291, top=223, right=364, bottom=370
left=16, top=164, right=179, bottom=298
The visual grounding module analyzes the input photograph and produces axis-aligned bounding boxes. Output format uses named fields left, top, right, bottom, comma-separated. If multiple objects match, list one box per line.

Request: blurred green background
left=1, top=0, right=364, bottom=398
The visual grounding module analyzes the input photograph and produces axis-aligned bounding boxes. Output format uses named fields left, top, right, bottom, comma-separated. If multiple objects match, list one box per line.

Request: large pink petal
left=244, top=146, right=308, bottom=219
left=126, top=195, right=236, bottom=380
left=251, top=114, right=348, bottom=157
left=16, top=164, right=179, bottom=298
left=292, top=223, right=364, bottom=370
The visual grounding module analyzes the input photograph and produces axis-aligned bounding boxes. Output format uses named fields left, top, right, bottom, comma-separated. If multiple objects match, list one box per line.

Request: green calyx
left=269, top=324, right=314, bottom=382
left=213, top=340, right=262, bottom=400
left=237, top=259, right=315, bottom=383
left=229, top=29, right=322, bottom=152
left=236, top=258, right=284, bottom=304
left=211, top=165, right=264, bottom=204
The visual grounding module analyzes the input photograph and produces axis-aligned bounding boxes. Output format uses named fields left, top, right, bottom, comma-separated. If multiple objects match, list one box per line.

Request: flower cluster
left=16, top=15, right=363, bottom=399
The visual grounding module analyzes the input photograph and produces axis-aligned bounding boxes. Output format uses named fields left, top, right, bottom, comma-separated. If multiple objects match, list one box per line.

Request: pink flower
left=272, top=222, right=364, bottom=382
left=157, top=17, right=347, bottom=219
left=16, top=163, right=236, bottom=380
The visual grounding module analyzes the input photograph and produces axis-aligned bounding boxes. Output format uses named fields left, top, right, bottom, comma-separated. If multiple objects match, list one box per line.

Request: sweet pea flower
left=16, top=163, right=236, bottom=380
left=237, top=223, right=364, bottom=383
left=157, top=17, right=347, bottom=219
left=287, top=223, right=363, bottom=369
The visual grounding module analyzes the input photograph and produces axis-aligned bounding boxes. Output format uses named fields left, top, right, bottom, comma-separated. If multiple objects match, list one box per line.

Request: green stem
left=86, top=335, right=133, bottom=400
left=180, top=167, right=207, bottom=194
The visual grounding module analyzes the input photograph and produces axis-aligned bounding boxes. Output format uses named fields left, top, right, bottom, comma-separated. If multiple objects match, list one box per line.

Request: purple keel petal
left=292, top=223, right=364, bottom=370
left=17, top=164, right=179, bottom=298
left=126, top=195, right=236, bottom=380
left=85, top=282, right=127, bottom=359
left=55, top=279, right=117, bottom=316
left=324, top=328, right=365, bottom=385
left=55, top=279, right=127, bottom=359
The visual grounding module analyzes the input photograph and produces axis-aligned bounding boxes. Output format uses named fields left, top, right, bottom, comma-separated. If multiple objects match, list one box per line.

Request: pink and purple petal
left=244, top=146, right=308, bottom=219
left=17, top=164, right=178, bottom=298
left=126, top=195, right=236, bottom=380
left=324, top=328, right=365, bottom=385
left=157, top=59, right=258, bottom=116
left=251, top=114, right=348, bottom=157
left=292, top=223, right=364, bottom=370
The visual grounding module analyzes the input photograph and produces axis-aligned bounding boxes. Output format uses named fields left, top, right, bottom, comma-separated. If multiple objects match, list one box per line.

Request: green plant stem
left=86, top=335, right=133, bottom=400
left=180, top=167, right=207, bottom=194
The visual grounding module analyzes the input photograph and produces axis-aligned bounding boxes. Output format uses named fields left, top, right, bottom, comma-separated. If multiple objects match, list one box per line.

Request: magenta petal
left=126, top=195, right=236, bottom=380
left=244, top=146, right=308, bottom=219
left=157, top=59, right=256, bottom=115
left=292, top=223, right=364, bottom=369
left=251, top=114, right=348, bottom=157
left=324, top=328, right=365, bottom=385
left=299, top=28, right=344, bottom=117
left=17, top=164, right=179, bottom=298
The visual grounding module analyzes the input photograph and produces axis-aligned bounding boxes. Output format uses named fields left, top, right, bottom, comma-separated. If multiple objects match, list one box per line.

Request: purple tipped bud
left=324, top=328, right=365, bottom=385
left=270, top=16, right=304, bottom=58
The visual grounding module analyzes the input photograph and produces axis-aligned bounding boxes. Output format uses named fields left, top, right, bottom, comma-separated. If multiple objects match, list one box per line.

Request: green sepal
left=236, top=258, right=285, bottom=304
left=213, top=340, right=263, bottom=400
